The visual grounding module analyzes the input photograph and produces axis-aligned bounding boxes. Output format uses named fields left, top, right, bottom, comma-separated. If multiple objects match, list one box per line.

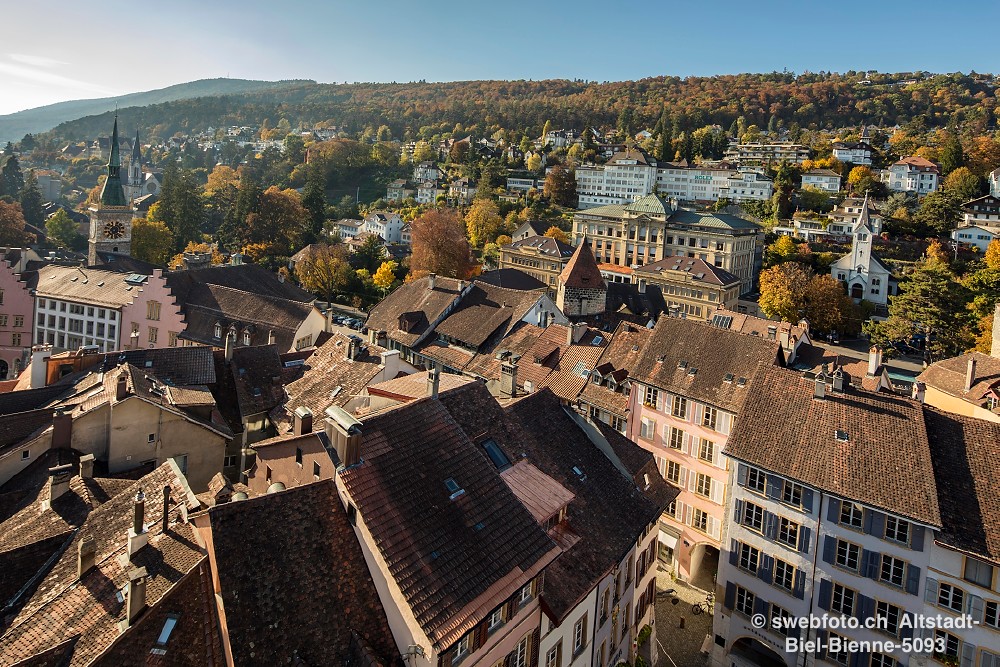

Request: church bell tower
left=88, top=114, right=133, bottom=266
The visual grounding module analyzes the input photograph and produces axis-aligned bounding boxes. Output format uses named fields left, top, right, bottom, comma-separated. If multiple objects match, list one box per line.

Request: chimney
left=427, top=273, right=437, bottom=290
left=161, top=485, right=171, bottom=534
left=965, top=357, right=977, bottom=392
left=992, top=303, right=1000, bottom=359
left=48, top=464, right=74, bottom=502
left=77, top=535, right=96, bottom=579
left=293, top=406, right=313, bottom=435
left=346, top=336, right=362, bottom=361
left=457, top=279, right=465, bottom=292
left=380, top=349, right=400, bottom=380
left=268, top=329, right=276, bottom=346
left=324, top=405, right=363, bottom=468
left=637, top=279, right=646, bottom=294
left=126, top=567, right=148, bottom=626
left=428, top=365, right=440, bottom=399
left=29, top=344, right=52, bottom=389
left=832, top=367, right=845, bottom=392
left=566, top=322, right=587, bottom=345
left=79, top=453, right=95, bottom=479
left=128, top=489, right=148, bottom=557
left=116, top=373, right=128, bottom=402
left=224, top=330, right=235, bottom=362
left=326, top=307, right=334, bottom=333
left=912, top=381, right=926, bottom=403
left=51, top=408, right=73, bottom=449
left=867, top=346, right=882, bottom=377
left=813, top=373, right=826, bottom=399
left=500, top=361, right=517, bottom=399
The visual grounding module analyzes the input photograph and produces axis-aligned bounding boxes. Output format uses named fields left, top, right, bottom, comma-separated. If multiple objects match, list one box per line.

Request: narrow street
left=654, top=571, right=713, bottom=667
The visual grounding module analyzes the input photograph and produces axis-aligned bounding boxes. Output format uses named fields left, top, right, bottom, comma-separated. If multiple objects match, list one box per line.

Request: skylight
left=481, top=439, right=511, bottom=471
left=156, top=615, right=179, bottom=646
left=835, top=430, right=850, bottom=443
left=444, top=477, right=465, bottom=499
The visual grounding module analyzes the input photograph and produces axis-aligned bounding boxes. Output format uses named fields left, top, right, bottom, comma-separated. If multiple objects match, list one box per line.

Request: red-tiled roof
left=365, top=275, right=465, bottom=348
left=558, top=241, right=605, bottom=290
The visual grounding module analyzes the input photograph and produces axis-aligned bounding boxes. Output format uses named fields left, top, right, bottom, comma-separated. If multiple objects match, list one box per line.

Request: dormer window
left=213, top=323, right=222, bottom=339
left=242, top=330, right=251, bottom=346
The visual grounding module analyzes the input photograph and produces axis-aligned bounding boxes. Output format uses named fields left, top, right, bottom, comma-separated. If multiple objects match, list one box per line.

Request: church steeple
left=99, top=114, right=128, bottom=207
left=131, top=128, right=142, bottom=165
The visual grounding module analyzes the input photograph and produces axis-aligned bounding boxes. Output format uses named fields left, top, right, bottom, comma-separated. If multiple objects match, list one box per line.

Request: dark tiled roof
left=924, top=407, right=1000, bottom=565
left=917, top=352, right=1000, bottom=405
left=634, top=256, right=741, bottom=287
left=463, top=323, right=545, bottom=382
left=579, top=322, right=652, bottom=417
left=475, top=268, right=547, bottom=292
left=506, top=235, right=575, bottom=258
left=213, top=346, right=285, bottom=426
left=33, top=264, right=139, bottom=307
left=207, top=480, right=398, bottom=667
left=0, top=386, right=68, bottom=415
left=97, top=346, right=217, bottom=386
left=632, top=316, right=781, bottom=413
left=92, top=252, right=161, bottom=274
left=433, top=283, right=542, bottom=350
left=284, top=333, right=388, bottom=417
left=0, top=410, right=54, bottom=454
left=365, top=275, right=464, bottom=348
left=558, top=241, right=605, bottom=290
left=340, top=398, right=558, bottom=647
left=166, top=264, right=315, bottom=305
left=724, top=365, right=941, bottom=527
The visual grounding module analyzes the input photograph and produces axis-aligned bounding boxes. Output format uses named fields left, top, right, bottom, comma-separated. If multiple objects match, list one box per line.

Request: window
left=148, top=326, right=158, bottom=344
left=0, top=315, right=6, bottom=327
left=214, top=323, right=222, bottom=339
left=735, top=586, right=755, bottom=616
left=742, top=502, right=764, bottom=531
left=702, top=406, right=717, bottom=430
left=265, top=466, right=272, bottom=483
left=934, top=631, right=959, bottom=661
left=668, top=427, right=683, bottom=450
left=695, top=473, right=712, bottom=498
left=156, top=614, right=179, bottom=646
left=770, top=604, right=791, bottom=636
left=773, top=559, right=794, bottom=591
left=313, top=461, right=321, bottom=479
left=782, top=481, right=803, bottom=507
left=455, top=634, right=471, bottom=662
left=778, top=517, right=798, bottom=548
left=573, top=615, right=586, bottom=653
left=21, top=449, right=29, bottom=460
left=545, top=643, right=560, bottom=667
left=840, top=502, right=864, bottom=529
left=147, top=301, right=161, bottom=321
left=639, top=418, right=656, bottom=440
left=13, top=315, right=22, bottom=328
left=826, top=632, right=849, bottom=665
left=488, top=607, right=505, bottom=631
left=738, top=543, right=759, bottom=573
left=168, top=331, right=178, bottom=347
left=519, top=582, right=533, bottom=604
left=666, top=461, right=680, bottom=484
left=671, top=396, right=687, bottom=418
left=698, top=439, right=715, bottom=462
left=831, top=584, right=855, bottom=616
left=985, top=600, right=999, bottom=628
left=243, top=330, right=251, bottom=346
left=692, top=507, right=708, bottom=532
left=12, top=333, right=20, bottom=346
left=600, top=589, right=610, bottom=624
left=223, top=455, right=238, bottom=468
left=965, top=557, right=995, bottom=588
left=481, top=439, right=512, bottom=471
left=597, top=642, right=606, bottom=667
left=879, top=555, right=905, bottom=588
left=835, top=540, right=860, bottom=571
left=937, top=583, right=964, bottom=613
left=884, top=516, right=909, bottom=544
left=643, top=386, right=658, bottom=408
left=870, top=653, right=896, bottom=667
left=875, top=600, right=901, bottom=636
left=747, top=467, right=766, bottom=493
left=173, top=454, right=188, bottom=475
left=147, top=433, right=156, bottom=443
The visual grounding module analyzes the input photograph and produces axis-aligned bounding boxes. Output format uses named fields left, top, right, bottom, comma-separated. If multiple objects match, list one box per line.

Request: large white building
left=830, top=196, right=894, bottom=307
left=723, top=142, right=810, bottom=166
left=883, top=157, right=940, bottom=195
left=364, top=211, right=405, bottom=244
left=576, top=149, right=659, bottom=209
left=801, top=169, right=842, bottom=192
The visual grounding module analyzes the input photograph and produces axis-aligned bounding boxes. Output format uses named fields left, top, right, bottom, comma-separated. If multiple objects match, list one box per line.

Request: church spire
left=99, top=114, right=128, bottom=207
left=131, top=128, right=142, bottom=165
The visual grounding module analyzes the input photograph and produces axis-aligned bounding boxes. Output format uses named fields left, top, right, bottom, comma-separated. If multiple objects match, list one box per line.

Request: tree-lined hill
left=0, top=78, right=314, bottom=143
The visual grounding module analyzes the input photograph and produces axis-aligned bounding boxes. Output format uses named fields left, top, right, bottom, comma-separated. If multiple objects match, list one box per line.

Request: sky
left=3, top=0, right=999, bottom=115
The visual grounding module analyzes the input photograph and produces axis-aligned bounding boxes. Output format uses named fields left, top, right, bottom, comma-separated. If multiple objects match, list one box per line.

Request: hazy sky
left=3, top=0, right=999, bottom=115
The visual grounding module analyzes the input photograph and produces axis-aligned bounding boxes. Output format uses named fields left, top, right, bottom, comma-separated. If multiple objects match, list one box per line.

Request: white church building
left=830, top=195, right=895, bottom=307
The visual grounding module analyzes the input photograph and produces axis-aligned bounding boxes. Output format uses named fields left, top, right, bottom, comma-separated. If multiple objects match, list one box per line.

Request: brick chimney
left=324, top=405, right=363, bottom=468
left=48, top=463, right=74, bottom=502
left=346, top=336, right=362, bottom=361
left=293, top=406, right=313, bottom=435
left=161, top=485, right=171, bottom=534
left=126, top=567, right=148, bottom=626
left=965, top=357, right=978, bottom=392
left=500, top=361, right=517, bottom=399
left=51, top=408, right=73, bottom=449
left=77, top=535, right=96, bottom=579
left=867, top=346, right=882, bottom=377
left=128, top=489, right=148, bottom=557
left=79, top=453, right=95, bottom=479
left=428, top=365, right=440, bottom=399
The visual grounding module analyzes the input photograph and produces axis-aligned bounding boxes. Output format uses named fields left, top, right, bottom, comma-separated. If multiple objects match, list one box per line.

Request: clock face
left=104, top=221, right=125, bottom=239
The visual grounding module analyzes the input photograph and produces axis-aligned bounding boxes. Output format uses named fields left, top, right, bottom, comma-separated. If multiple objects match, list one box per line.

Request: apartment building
left=884, top=157, right=940, bottom=195
left=832, top=138, right=874, bottom=166
left=626, top=316, right=781, bottom=584
left=960, top=195, right=1000, bottom=230
left=654, top=165, right=773, bottom=204
left=801, top=169, right=843, bottom=192
left=576, top=149, right=659, bottom=209
left=499, top=236, right=576, bottom=292
left=723, top=142, right=810, bottom=166
left=633, top=256, right=741, bottom=320
left=0, top=248, right=40, bottom=378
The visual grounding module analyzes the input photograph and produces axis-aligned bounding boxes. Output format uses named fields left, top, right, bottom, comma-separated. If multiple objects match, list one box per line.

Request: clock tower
left=88, top=114, right=133, bottom=266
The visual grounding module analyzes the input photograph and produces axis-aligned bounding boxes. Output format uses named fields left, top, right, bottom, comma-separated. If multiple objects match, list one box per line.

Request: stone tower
left=88, top=115, right=132, bottom=266
left=556, top=239, right=607, bottom=319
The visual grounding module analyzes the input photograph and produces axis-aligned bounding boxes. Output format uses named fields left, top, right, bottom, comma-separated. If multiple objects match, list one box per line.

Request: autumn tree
left=465, top=199, right=504, bottom=247
left=758, top=262, right=812, bottom=323
left=246, top=186, right=309, bottom=254
left=295, top=243, right=353, bottom=304
left=204, top=165, right=240, bottom=197
left=802, top=274, right=854, bottom=333
left=847, top=165, right=878, bottom=195
left=543, top=165, right=576, bottom=207
left=412, top=141, right=434, bottom=163
left=449, top=141, right=470, bottom=164
left=985, top=239, right=1000, bottom=270
left=44, top=208, right=79, bottom=249
left=131, top=218, right=175, bottom=266
left=544, top=226, right=569, bottom=244
left=943, top=167, right=981, bottom=202
left=764, top=235, right=799, bottom=268
left=373, top=260, right=398, bottom=292
left=409, top=208, right=476, bottom=279
left=526, top=153, right=542, bottom=173
left=169, top=241, right=224, bottom=270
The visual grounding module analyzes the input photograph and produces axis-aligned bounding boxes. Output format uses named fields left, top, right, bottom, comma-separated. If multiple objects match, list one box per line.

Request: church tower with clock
left=88, top=114, right=133, bottom=266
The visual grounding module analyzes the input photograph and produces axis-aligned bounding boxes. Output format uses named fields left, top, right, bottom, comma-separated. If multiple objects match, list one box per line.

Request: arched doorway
left=688, top=542, right=719, bottom=591
left=850, top=283, right=864, bottom=300
left=730, top=637, right=788, bottom=667
left=0, top=359, right=8, bottom=380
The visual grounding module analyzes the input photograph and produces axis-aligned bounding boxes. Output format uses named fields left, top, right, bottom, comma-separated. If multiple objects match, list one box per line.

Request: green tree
left=0, top=151, right=24, bottom=199
left=351, top=234, right=386, bottom=274
left=847, top=165, right=878, bottom=195
left=412, top=140, right=435, bottom=162
left=376, top=125, right=392, bottom=142
left=796, top=186, right=832, bottom=213
left=247, top=186, right=309, bottom=254
left=218, top=175, right=261, bottom=251
left=157, top=165, right=205, bottom=251
left=864, top=259, right=973, bottom=361
left=943, top=167, right=981, bottom=202
left=938, top=133, right=964, bottom=176
left=131, top=217, right=175, bottom=265
left=764, top=235, right=800, bottom=267
left=302, top=169, right=327, bottom=242
left=44, top=208, right=79, bottom=249
left=915, top=190, right=962, bottom=236
left=18, top=171, right=44, bottom=228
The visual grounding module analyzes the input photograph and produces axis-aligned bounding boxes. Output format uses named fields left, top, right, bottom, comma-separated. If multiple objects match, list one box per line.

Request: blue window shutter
left=818, top=578, right=832, bottom=610
left=971, top=595, right=985, bottom=623
left=910, top=524, right=925, bottom=551
left=724, top=582, right=736, bottom=610
left=924, top=577, right=939, bottom=604
left=863, top=508, right=874, bottom=534
left=905, top=564, right=920, bottom=595
left=900, top=613, right=913, bottom=640
left=855, top=594, right=873, bottom=620
left=793, top=569, right=805, bottom=599
left=802, top=487, right=814, bottom=513
left=729, top=539, right=739, bottom=566
left=753, top=596, right=768, bottom=617
left=759, top=555, right=773, bottom=584
left=827, top=497, right=841, bottom=523
left=862, top=550, right=880, bottom=579
left=961, top=642, right=976, bottom=667
left=798, top=525, right=811, bottom=554
left=764, top=512, right=778, bottom=540
left=733, top=499, right=743, bottom=524
left=870, top=511, right=885, bottom=538
left=849, top=650, right=869, bottom=667
left=737, top=463, right=748, bottom=487
left=822, top=535, right=835, bottom=564
left=765, top=474, right=782, bottom=501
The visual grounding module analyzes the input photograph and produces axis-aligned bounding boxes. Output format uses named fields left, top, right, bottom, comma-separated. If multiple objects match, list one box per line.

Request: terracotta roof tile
left=558, top=241, right=605, bottom=290
left=284, top=333, right=388, bottom=417
left=917, top=352, right=1000, bottom=407
left=366, top=275, right=465, bottom=348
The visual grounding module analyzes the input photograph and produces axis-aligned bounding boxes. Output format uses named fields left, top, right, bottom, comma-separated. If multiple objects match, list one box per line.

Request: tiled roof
left=0, top=461, right=207, bottom=666
left=623, top=193, right=671, bottom=216
left=433, top=283, right=542, bottom=349
left=724, top=365, right=941, bottom=527
left=365, top=275, right=465, bottom=348
left=339, top=397, right=559, bottom=648
left=924, top=407, right=1000, bottom=565
left=96, top=346, right=217, bottom=386
left=579, top=322, right=652, bottom=417
left=166, top=264, right=315, bottom=305
left=506, top=235, right=575, bottom=258
left=895, top=156, right=940, bottom=172
left=207, top=480, right=398, bottom=667
left=632, top=316, right=781, bottom=413
left=474, top=268, right=547, bottom=292
left=33, top=264, right=139, bottom=308
left=463, top=323, right=545, bottom=382
left=213, top=346, right=285, bottom=428
left=917, top=352, right=1000, bottom=406
left=500, top=461, right=575, bottom=523
left=667, top=209, right=760, bottom=232
left=0, top=409, right=55, bottom=455
left=558, top=241, right=605, bottom=290
left=0, top=386, right=69, bottom=415
left=366, top=370, right=469, bottom=403
left=634, top=256, right=741, bottom=287
left=284, top=333, right=388, bottom=417
left=439, top=385, right=675, bottom=621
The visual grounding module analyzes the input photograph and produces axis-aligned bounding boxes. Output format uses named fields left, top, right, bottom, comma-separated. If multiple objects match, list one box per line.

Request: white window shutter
left=679, top=467, right=688, bottom=488
left=681, top=433, right=690, bottom=455
left=711, top=478, right=724, bottom=504
left=688, top=471, right=697, bottom=493
left=684, top=504, right=692, bottom=526
left=674, top=500, right=685, bottom=521
left=713, top=445, right=723, bottom=468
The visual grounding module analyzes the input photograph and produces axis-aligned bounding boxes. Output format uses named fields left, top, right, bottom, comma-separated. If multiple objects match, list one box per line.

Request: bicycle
left=691, top=591, right=715, bottom=615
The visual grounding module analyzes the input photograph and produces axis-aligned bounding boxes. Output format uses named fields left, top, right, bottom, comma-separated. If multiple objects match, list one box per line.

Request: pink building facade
left=120, top=269, right=186, bottom=350
left=0, top=249, right=41, bottom=379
